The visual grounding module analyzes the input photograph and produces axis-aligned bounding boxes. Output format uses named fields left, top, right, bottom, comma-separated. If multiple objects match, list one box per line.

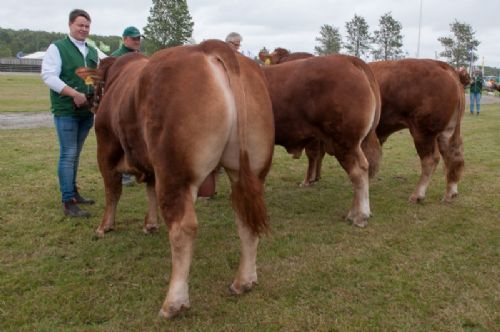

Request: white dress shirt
left=40, top=36, right=89, bottom=94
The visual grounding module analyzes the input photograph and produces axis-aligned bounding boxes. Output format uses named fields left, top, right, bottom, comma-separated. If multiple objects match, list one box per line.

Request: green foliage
left=0, top=27, right=121, bottom=57
left=372, top=12, right=404, bottom=61
left=438, top=20, right=480, bottom=68
left=314, top=24, right=342, bottom=55
left=143, top=0, right=194, bottom=54
left=344, top=14, right=372, bottom=58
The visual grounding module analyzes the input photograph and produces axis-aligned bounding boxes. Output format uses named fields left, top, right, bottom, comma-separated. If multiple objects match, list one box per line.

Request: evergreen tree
left=344, top=14, right=371, bottom=58
left=372, top=12, right=403, bottom=61
left=314, top=24, right=342, bottom=55
left=438, top=20, right=480, bottom=69
left=143, top=0, right=194, bottom=54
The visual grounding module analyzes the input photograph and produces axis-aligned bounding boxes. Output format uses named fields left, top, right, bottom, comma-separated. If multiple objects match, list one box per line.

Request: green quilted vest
left=50, top=37, right=98, bottom=117
left=111, top=44, right=135, bottom=57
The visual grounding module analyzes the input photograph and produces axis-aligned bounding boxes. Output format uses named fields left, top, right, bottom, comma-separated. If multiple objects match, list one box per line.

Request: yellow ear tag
left=264, top=58, right=271, bottom=65
left=84, top=76, right=94, bottom=85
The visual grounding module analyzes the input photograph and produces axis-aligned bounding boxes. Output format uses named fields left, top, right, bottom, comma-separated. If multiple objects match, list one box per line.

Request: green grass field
left=0, top=73, right=49, bottom=112
left=1, top=75, right=499, bottom=331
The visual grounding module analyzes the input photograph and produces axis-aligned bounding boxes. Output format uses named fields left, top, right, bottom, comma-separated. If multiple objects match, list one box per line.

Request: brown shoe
left=63, top=199, right=91, bottom=218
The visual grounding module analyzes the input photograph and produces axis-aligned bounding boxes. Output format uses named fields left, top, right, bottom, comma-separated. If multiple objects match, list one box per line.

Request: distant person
left=225, top=32, right=242, bottom=52
left=41, top=9, right=98, bottom=217
left=470, top=69, right=483, bottom=115
left=111, top=26, right=143, bottom=186
left=111, top=26, right=142, bottom=56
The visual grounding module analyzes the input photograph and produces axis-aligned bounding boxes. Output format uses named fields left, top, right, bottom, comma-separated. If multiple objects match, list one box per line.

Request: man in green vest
left=111, top=26, right=142, bottom=57
left=111, top=26, right=142, bottom=186
left=41, top=9, right=98, bottom=218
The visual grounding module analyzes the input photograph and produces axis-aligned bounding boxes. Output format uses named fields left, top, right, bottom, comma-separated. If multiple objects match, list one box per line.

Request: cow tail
left=213, top=45, right=269, bottom=236
left=355, top=59, right=382, bottom=178
left=445, top=76, right=465, bottom=184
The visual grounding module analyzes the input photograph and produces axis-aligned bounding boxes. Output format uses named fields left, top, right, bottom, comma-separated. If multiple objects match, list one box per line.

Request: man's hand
left=73, top=92, right=88, bottom=107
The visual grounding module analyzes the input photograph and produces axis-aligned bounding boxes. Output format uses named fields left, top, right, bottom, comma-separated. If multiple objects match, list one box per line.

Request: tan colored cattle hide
left=77, top=39, right=274, bottom=318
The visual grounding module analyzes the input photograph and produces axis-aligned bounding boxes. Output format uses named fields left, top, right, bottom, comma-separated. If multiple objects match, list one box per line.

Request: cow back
left=262, top=55, right=380, bottom=156
left=369, top=59, right=464, bottom=141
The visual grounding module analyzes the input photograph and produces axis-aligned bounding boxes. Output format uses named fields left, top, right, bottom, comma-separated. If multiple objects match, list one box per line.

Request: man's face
left=69, top=16, right=90, bottom=42
left=228, top=40, right=241, bottom=51
left=123, top=36, right=141, bottom=51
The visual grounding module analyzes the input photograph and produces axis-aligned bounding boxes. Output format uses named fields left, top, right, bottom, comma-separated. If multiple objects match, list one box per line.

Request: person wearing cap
left=111, top=26, right=143, bottom=186
left=111, top=26, right=142, bottom=56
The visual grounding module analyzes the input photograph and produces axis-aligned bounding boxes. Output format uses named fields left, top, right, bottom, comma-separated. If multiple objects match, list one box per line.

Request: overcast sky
left=2, top=0, right=500, bottom=67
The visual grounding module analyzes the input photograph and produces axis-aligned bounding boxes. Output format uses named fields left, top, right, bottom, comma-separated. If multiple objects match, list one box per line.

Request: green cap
left=122, top=26, right=142, bottom=38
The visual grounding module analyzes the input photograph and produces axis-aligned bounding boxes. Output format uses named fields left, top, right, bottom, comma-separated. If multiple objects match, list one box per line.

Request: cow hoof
left=442, top=192, right=458, bottom=203
left=158, top=302, right=190, bottom=319
left=409, top=194, right=425, bottom=204
left=143, top=224, right=159, bottom=234
left=353, top=219, right=368, bottom=228
left=299, top=181, right=313, bottom=187
left=95, top=226, right=114, bottom=238
left=229, top=280, right=257, bottom=295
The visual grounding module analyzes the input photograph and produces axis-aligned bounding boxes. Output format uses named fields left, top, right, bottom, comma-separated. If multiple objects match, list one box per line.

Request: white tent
left=22, top=51, right=45, bottom=59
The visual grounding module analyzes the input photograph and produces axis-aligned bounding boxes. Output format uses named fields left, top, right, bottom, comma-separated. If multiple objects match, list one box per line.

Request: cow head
left=258, top=48, right=291, bottom=65
left=75, top=67, right=103, bottom=112
left=485, top=79, right=500, bottom=92
left=456, top=67, right=471, bottom=87
left=75, top=57, right=118, bottom=113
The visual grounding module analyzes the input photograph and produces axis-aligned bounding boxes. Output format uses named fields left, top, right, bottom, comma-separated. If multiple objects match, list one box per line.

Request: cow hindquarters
left=337, top=147, right=371, bottom=227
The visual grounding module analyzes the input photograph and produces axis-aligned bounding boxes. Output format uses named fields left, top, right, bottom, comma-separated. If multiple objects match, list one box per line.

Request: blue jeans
left=54, top=115, right=94, bottom=202
left=470, top=93, right=481, bottom=114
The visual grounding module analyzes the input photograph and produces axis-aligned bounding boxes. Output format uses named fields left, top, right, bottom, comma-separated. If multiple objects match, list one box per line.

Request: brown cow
left=485, top=79, right=500, bottom=91
left=78, top=40, right=275, bottom=318
left=259, top=47, right=314, bottom=64
left=297, top=59, right=467, bottom=203
left=261, top=55, right=382, bottom=227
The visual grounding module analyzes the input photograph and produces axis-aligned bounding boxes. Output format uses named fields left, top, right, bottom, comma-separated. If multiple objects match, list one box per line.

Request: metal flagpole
left=416, top=0, right=423, bottom=58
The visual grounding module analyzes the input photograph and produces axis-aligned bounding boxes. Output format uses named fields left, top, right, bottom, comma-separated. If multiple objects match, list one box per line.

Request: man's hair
left=69, top=9, right=91, bottom=23
left=225, top=32, right=242, bottom=43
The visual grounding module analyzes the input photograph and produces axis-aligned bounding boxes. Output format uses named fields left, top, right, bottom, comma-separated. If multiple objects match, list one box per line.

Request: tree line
left=313, top=13, right=482, bottom=69
left=0, top=27, right=122, bottom=58
left=0, top=0, right=495, bottom=74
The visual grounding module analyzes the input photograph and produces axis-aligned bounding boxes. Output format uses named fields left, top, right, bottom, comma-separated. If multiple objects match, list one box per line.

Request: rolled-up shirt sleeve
left=40, top=44, right=67, bottom=94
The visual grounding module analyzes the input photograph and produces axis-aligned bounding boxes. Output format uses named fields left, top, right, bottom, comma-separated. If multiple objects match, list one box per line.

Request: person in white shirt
left=41, top=9, right=98, bottom=218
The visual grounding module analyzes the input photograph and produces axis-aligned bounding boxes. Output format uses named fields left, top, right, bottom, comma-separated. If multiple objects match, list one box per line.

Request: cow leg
left=230, top=213, right=259, bottom=294
left=225, top=169, right=260, bottom=294
left=410, top=135, right=440, bottom=203
left=159, top=190, right=197, bottom=319
left=143, top=181, right=160, bottom=234
left=301, top=140, right=326, bottom=187
left=96, top=166, right=122, bottom=238
left=437, top=131, right=464, bottom=202
left=337, top=147, right=371, bottom=227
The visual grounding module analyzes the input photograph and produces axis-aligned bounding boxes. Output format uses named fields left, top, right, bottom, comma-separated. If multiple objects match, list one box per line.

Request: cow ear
left=75, top=67, right=102, bottom=85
